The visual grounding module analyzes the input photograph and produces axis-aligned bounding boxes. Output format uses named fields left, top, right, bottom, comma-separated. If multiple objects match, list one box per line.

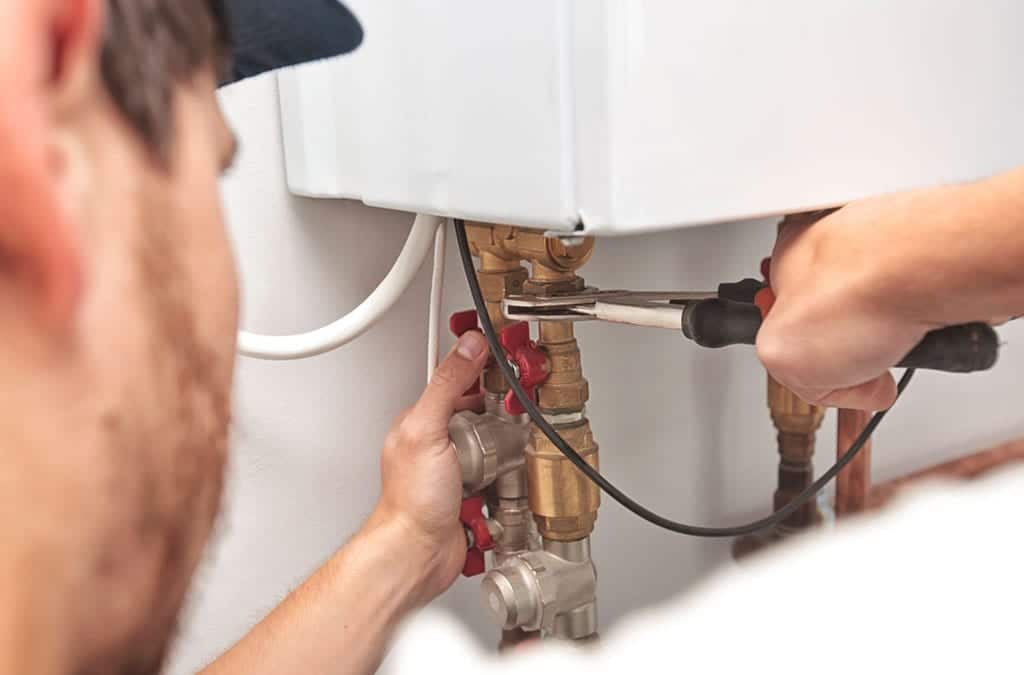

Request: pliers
left=503, top=267, right=1000, bottom=374
left=503, top=289, right=718, bottom=329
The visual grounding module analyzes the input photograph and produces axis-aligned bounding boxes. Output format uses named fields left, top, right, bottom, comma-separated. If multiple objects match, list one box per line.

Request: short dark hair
left=100, top=0, right=232, bottom=158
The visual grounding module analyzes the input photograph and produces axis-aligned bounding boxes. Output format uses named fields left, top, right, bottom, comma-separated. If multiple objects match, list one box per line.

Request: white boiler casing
left=278, top=1, right=1024, bottom=235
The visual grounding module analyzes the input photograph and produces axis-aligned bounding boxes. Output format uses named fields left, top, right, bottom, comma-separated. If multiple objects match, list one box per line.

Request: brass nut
left=768, top=376, right=824, bottom=434
left=543, top=342, right=583, bottom=380
left=776, top=431, right=816, bottom=462
left=523, top=276, right=585, bottom=296
left=479, top=268, right=528, bottom=303
left=484, top=368, right=510, bottom=395
left=767, top=375, right=819, bottom=416
left=771, top=412, right=825, bottom=437
left=537, top=381, right=590, bottom=413
left=526, top=422, right=600, bottom=541
left=534, top=515, right=598, bottom=542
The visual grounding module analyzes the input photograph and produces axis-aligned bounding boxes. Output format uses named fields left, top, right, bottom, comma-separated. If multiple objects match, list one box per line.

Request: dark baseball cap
left=222, top=0, right=364, bottom=86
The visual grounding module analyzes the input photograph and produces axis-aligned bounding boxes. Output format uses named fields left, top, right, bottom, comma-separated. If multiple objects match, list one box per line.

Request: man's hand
left=756, top=198, right=940, bottom=411
left=370, top=330, right=490, bottom=604
left=203, top=331, right=489, bottom=675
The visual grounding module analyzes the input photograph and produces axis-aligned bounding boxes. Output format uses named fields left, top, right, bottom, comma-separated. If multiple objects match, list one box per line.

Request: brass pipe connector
left=767, top=375, right=825, bottom=532
left=465, top=222, right=595, bottom=273
left=476, top=252, right=529, bottom=395
left=526, top=421, right=600, bottom=541
left=527, top=273, right=599, bottom=542
left=468, top=222, right=600, bottom=639
left=535, top=323, right=590, bottom=414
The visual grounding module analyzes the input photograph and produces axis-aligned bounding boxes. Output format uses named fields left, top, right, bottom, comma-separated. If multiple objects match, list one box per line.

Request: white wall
left=168, top=73, right=1024, bottom=673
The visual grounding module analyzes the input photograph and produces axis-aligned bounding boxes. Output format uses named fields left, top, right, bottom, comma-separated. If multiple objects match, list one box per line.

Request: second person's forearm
left=874, top=167, right=1024, bottom=326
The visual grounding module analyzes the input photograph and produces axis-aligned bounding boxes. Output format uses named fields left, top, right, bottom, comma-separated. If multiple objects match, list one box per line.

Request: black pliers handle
left=681, top=278, right=999, bottom=374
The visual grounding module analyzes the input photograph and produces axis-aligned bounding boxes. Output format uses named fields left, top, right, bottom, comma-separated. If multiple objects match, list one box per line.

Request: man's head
left=0, top=1, right=238, bottom=673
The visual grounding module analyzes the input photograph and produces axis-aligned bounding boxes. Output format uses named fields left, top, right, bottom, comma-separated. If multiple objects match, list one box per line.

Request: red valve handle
left=460, top=495, right=494, bottom=577
left=498, top=322, right=550, bottom=416
left=449, top=312, right=550, bottom=412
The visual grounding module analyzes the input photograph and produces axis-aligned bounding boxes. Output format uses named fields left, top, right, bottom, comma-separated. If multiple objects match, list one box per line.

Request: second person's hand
left=755, top=195, right=944, bottom=411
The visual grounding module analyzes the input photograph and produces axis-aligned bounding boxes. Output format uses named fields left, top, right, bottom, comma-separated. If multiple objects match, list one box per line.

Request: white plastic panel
left=280, top=0, right=1024, bottom=235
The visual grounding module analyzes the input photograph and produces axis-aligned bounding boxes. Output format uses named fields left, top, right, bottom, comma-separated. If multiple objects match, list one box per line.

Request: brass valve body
left=768, top=375, right=825, bottom=531
left=535, top=323, right=590, bottom=413
left=526, top=420, right=600, bottom=541
left=469, top=222, right=600, bottom=549
left=465, top=222, right=594, bottom=273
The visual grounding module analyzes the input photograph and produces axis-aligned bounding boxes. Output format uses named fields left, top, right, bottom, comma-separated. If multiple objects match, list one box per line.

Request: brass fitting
left=526, top=421, right=600, bottom=541
left=468, top=223, right=600, bottom=549
left=767, top=375, right=825, bottom=532
left=467, top=221, right=593, bottom=396
left=520, top=258, right=598, bottom=542
left=476, top=252, right=528, bottom=395
left=465, top=222, right=594, bottom=273
left=477, top=252, right=528, bottom=332
left=535, top=323, right=590, bottom=413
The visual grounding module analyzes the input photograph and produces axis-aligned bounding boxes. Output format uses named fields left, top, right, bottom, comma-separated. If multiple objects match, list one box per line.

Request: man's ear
left=0, top=0, right=104, bottom=334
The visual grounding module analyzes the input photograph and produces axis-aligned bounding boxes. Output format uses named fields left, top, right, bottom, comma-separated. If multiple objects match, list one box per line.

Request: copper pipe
left=867, top=439, right=1024, bottom=510
left=835, top=408, right=873, bottom=516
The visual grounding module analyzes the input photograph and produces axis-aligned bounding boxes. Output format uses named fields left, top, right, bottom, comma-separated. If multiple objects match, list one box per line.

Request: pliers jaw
left=502, top=290, right=718, bottom=328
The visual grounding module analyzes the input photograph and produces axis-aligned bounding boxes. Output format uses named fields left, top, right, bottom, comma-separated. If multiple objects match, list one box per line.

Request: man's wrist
left=352, top=507, right=440, bottom=609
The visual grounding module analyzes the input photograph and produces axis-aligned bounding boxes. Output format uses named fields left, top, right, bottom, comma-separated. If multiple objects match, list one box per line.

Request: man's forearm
left=201, top=514, right=432, bottom=675
left=878, top=167, right=1024, bottom=326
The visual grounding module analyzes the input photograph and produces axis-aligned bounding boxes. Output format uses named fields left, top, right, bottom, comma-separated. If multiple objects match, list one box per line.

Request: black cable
left=454, top=218, right=915, bottom=538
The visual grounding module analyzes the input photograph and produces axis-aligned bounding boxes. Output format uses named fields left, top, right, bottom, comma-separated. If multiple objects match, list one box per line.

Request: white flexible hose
left=238, top=213, right=442, bottom=360
left=426, top=220, right=448, bottom=382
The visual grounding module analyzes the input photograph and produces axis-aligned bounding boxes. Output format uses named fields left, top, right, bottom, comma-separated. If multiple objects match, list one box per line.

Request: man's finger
left=454, top=393, right=485, bottom=414
left=411, top=332, right=489, bottom=434
left=805, top=373, right=898, bottom=411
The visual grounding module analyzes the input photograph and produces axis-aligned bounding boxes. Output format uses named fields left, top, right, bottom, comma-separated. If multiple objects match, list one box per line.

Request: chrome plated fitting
left=480, top=538, right=597, bottom=639
left=450, top=411, right=531, bottom=495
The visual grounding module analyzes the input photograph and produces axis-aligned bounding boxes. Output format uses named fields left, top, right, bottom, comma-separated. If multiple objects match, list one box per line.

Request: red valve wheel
left=498, top=322, right=550, bottom=416
left=460, top=495, right=494, bottom=577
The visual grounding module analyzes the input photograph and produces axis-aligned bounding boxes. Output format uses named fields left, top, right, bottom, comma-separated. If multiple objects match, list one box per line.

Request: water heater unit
left=279, top=0, right=1024, bottom=235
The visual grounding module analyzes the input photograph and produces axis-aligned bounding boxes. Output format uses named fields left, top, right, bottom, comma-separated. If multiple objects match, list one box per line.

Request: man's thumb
left=413, top=332, right=489, bottom=424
